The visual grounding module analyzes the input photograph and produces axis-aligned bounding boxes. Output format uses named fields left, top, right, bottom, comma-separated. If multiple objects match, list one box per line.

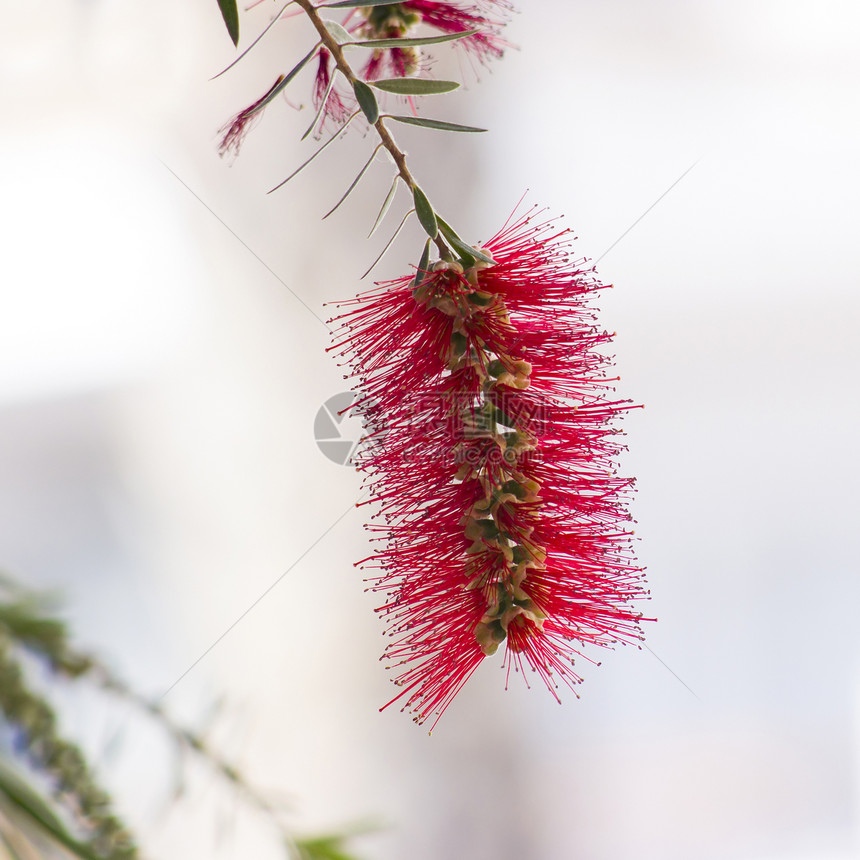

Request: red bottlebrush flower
left=354, top=1, right=509, bottom=80
left=362, top=45, right=421, bottom=82
left=351, top=3, right=422, bottom=81
left=331, top=207, right=647, bottom=728
left=217, top=75, right=285, bottom=157
left=312, top=48, right=351, bottom=132
left=402, top=1, right=510, bottom=65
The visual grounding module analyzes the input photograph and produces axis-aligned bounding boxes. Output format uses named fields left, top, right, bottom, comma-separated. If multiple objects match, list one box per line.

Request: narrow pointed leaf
left=0, top=763, right=104, bottom=860
left=323, top=19, right=352, bottom=44
left=268, top=112, right=360, bottom=192
left=448, top=242, right=475, bottom=269
left=292, top=834, right=360, bottom=860
left=0, top=764, right=65, bottom=840
left=217, top=0, right=240, bottom=46
left=371, top=78, right=460, bottom=96
left=212, top=0, right=293, bottom=79
left=353, top=80, right=379, bottom=124
left=324, top=146, right=381, bottom=219
left=249, top=43, right=320, bottom=117
left=438, top=215, right=496, bottom=265
left=348, top=30, right=477, bottom=48
left=368, top=175, right=400, bottom=238
left=387, top=115, right=486, bottom=133
left=290, top=821, right=381, bottom=860
left=362, top=209, right=414, bottom=279
left=321, top=0, right=402, bottom=7
left=302, top=65, right=338, bottom=140
left=412, top=238, right=432, bottom=286
left=412, top=186, right=437, bottom=239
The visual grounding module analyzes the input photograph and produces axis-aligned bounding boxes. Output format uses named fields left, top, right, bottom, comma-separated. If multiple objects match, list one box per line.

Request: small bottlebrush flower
left=218, top=74, right=285, bottom=157
left=362, top=45, right=422, bottom=82
left=217, top=1, right=511, bottom=150
left=401, top=1, right=511, bottom=65
left=331, top=206, right=647, bottom=728
left=312, top=48, right=351, bottom=131
left=354, top=1, right=509, bottom=79
left=353, top=4, right=422, bottom=81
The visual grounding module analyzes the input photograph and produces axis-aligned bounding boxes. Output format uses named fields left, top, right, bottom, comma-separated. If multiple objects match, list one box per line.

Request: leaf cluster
left=215, top=0, right=502, bottom=276
left=0, top=576, right=368, bottom=860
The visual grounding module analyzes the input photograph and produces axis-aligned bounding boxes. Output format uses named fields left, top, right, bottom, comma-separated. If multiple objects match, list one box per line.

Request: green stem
left=293, top=0, right=452, bottom=258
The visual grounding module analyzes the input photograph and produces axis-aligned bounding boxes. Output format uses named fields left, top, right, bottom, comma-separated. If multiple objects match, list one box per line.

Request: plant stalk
left=293, top=0, right=451, bottom=258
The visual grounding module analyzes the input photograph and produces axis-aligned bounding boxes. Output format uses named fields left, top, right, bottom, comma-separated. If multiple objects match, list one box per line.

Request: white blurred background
left=2, top=1, right=859, bottom=858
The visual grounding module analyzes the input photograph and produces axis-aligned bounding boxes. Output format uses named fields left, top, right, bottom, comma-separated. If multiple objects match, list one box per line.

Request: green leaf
left=353, top=80, right=379, bottom=124
left=0, top=601, right=66, bottom=654
left=348, top=29, right=477, bottom=48
left=302, top=63, right=338, bottom=140
left=412, top=186, right=437, bottom=239
left=217, top=0, right=240, bottom=46
left=371, top=78, right=460, bottom=96
left=269, top=111, right=361, bottom=193
left=387, top=115, right=486, bottom=133
left=249, top=43, right=321, bottom=117
left=0, top=763, right=104, bottom=860
left=322, top=18, right=352, bottom=44
left=212, top=0, right=293, bottom=79
left=437, top=216, right=496, bottom=265
left=0, top=764, right=65, bottom=841
left=362, top=209, right=414, bottom=279
left=320, top=0, right=402, bottom=7
left=292, top=820, right=380, bottom=860
left=415, top=238, right=431, bottom=283
left=323, top=145, right=381, bottom=219
left=294, top=834, right=357, bottom=860
left=368, top=174, right=400, bottom=238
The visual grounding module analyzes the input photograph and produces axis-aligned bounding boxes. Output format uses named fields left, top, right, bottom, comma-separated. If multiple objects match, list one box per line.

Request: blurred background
left=2, top=1, right=859, bottom=858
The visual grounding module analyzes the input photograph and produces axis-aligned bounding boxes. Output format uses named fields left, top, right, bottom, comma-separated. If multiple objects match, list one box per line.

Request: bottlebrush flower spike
left=330, top=206, right=648, bottom=729
left=312, top=48, right=351, bottom=132
left=218, top=74, right=285, bottom=156
left=400, top=1, right=511, bottom=64
left=355, top=1, right=509, bottom=79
